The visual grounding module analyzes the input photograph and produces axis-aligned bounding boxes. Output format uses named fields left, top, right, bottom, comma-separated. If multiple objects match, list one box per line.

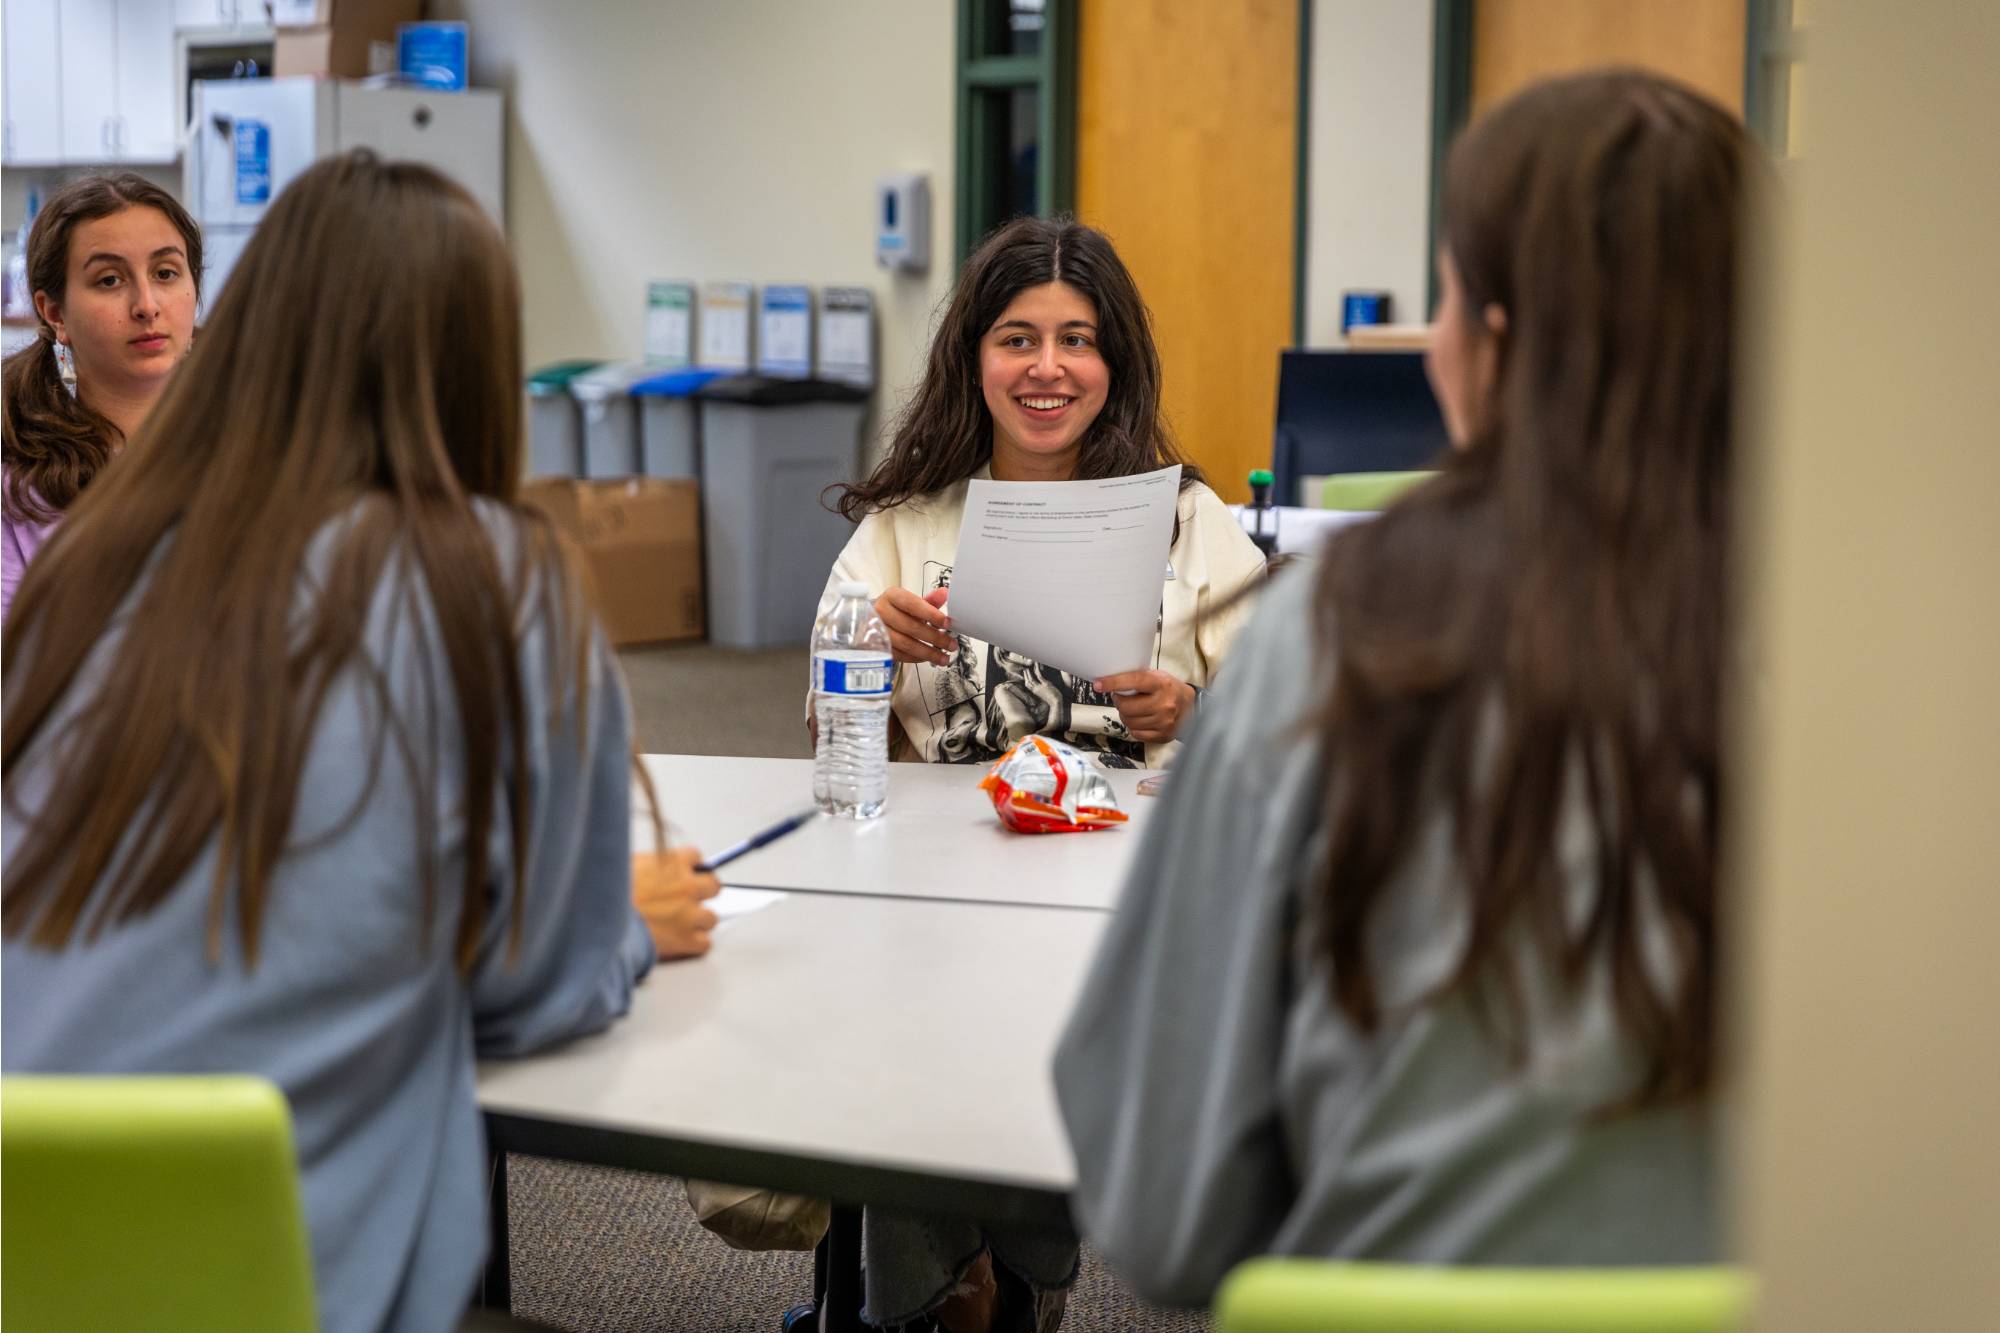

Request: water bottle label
left=815, top=651, right=893, bottom=696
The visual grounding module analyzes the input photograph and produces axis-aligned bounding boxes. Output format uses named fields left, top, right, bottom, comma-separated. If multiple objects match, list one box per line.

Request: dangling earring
left=52, top=338, right=77, bottom=396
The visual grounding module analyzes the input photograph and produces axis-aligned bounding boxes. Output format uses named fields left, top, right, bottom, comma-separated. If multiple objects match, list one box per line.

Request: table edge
left=484, top=1109, right=1077, bottom=1230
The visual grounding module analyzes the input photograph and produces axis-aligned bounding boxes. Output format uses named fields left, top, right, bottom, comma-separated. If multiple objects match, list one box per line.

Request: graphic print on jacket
left=912, top=559, right=1147, bottom=769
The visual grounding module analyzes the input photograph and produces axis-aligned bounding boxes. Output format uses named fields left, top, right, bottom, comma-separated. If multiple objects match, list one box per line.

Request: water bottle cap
left=838, top=580, right=870, bottom=599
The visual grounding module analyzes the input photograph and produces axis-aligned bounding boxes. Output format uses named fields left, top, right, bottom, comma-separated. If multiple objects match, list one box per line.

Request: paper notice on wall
left=756, top=284, right=813, bottom=378
left=644, top=281, right=694, bottom=366
left=943, top=465, right=1182, bottom=681
left=817, top=287, right=875, bottom=388
left=697, top=281, right=753, bottom=371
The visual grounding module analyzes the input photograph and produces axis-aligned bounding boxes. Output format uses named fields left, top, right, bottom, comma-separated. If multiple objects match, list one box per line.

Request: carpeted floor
left=505, top=1156, right=1211, bottom=1333
left=508, top=648, right=1209, bottom=1331
left=619, top=642, right=814, bottom=759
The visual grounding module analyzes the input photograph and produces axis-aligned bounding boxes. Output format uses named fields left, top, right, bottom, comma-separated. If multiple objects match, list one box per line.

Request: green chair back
left=1214, top=1259, right=1752, bottom=1333
left=2, top=1074, right=319, bottom=1333
left=1320, top=470, right=1431, bottom=511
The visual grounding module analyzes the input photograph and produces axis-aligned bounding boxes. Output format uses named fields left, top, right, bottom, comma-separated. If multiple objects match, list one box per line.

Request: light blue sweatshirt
left=3, top=504, right=654, bottom=1333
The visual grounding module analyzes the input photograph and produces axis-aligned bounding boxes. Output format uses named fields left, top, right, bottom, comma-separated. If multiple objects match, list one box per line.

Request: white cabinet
left=2, top=0, right=62, bottom=164
left=7, top=0, right=180, bottom=165
left=114, top=0, right=177, bottom=160
left=176, top=0, right=264, bottom=26
left=58, top=0, right=116, bottom=161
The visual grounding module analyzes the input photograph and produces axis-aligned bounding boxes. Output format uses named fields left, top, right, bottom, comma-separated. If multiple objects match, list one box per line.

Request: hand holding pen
left=631, top=847, right=721, bottom=960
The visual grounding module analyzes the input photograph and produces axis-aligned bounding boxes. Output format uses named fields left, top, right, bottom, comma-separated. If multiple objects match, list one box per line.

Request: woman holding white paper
left=817, top=215, right=1266, bottom=772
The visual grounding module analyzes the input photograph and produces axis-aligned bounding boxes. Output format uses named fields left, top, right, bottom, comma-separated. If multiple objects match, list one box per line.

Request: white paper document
left=711, top=887, right=786, bottom=932
left=943, top=465, right=1181, bottom=682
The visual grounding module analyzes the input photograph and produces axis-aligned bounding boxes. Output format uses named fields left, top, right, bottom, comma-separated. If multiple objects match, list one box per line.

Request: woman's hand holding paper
left=1092, top=669, right=1197, bottom=743
left=876, top=586, right=958, bottom=666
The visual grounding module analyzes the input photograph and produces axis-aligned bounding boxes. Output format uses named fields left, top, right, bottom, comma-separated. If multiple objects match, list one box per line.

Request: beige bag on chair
left=683, top=1178, right=831, bottom=1252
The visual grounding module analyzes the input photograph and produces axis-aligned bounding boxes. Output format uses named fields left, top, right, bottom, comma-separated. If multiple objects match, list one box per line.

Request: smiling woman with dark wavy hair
left=812, top=215, right=1268, bottom=1332
left=818, top=214, right=1267, bottom=776
left=1056, top=68, right=1755, bottom=1304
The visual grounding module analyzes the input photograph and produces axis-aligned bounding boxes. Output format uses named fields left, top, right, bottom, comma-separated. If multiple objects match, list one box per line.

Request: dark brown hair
left=834, top=214, right=1199, bottom=520
left=1312, top=70, right=1750, bottom=1108
left=2, top=172, right=204, bottom=523
left=2, top=151, right=650, bottom=970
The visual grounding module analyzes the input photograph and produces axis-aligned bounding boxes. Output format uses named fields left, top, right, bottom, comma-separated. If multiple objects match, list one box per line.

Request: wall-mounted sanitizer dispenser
left=877, top=173, right=931, bottom=272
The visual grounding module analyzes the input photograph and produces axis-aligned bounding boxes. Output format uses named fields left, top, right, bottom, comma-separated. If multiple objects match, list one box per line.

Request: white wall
left=429, top=0, right=956, bottom=456
left=1303, top=0, right=1435, bottom=344
left=1735, top=1, right=2000, bottom=1327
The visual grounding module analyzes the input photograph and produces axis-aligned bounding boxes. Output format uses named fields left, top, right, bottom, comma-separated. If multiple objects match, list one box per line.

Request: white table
left=476, top=892, right=1106, bottom=1315
left=637, top=753, right=1153, bottom=912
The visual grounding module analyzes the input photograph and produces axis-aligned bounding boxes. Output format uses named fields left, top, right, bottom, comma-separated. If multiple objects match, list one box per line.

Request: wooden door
left=1076, top=0, right=1298, bottom=505
left=1472, top=0, right=1748, bottom=116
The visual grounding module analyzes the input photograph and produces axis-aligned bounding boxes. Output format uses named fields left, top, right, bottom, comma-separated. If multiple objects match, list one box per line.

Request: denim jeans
left=861, top=1206, right=1080, bottom=1329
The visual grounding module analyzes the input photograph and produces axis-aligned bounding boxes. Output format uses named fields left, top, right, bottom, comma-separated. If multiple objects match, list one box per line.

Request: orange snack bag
left=978, top=736, right=1130, bottom=834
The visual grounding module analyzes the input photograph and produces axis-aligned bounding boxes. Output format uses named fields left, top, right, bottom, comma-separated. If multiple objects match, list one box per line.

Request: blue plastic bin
left=632, top=367, right=728, bottom=479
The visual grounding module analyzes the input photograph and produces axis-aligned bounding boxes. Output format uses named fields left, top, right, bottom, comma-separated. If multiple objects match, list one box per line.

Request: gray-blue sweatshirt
left=3, top=504, right=653, bottom=1333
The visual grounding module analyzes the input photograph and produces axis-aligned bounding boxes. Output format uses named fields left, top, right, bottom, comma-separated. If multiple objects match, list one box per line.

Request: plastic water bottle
left=812, top=581, right=892, bottom=819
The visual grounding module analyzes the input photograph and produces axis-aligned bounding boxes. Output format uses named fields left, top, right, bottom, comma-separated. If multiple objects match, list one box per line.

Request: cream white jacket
left=813, top=467, right=1267, bottom=769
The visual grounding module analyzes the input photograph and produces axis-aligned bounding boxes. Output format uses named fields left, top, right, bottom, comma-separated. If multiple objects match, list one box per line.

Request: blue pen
left=694, top=809, right=821, bottom=874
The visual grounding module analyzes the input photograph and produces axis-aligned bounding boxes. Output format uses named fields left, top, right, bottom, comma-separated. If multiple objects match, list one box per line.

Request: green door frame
left=955, top=0, right=1077, bottom=264
left=1427, top=0, right=1476, bottom=317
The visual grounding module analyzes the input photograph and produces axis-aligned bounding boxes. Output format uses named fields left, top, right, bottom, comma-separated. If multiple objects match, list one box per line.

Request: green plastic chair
left=1214, top=1259, right=1753, bottom=1333
left=2, top=1074, right=319, bottom=1333
left=1320, top=470, right=1432, bottom=511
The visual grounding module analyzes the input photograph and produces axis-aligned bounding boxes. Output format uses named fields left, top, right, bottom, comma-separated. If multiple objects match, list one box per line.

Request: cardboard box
left=272, top=0, right=421, bottom=78
left=523, top=478, right=705, bottom=647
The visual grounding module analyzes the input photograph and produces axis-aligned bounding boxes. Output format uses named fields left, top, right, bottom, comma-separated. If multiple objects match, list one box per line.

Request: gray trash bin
left=573, top=361, right=669, bottom=479
left=696, top=374, right=870, bottom=649
left=632, top=366, right=727, bottom=479
left=525, top=360, right=603, bottom=477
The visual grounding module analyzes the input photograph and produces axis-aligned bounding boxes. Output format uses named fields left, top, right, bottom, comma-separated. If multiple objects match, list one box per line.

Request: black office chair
left=1269, top=350, right=1450, bottom=507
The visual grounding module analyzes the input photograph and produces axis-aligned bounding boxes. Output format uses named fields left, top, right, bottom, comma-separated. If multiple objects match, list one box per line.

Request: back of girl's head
left=1312, top=70, right=1754, bottom=1109
left=155, top=150, right=522, bottom=505
left=2, top=172, right=204, bottom=522
left=1440, top=68, right=1745, bottom=532
left=837, top=214, right=1190, bottom=519
left=4, top=152, right=565, bottom=973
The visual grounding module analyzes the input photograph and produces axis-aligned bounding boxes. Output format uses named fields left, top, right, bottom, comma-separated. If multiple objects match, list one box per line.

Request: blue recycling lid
left=631, top=366, right=728, bottom=399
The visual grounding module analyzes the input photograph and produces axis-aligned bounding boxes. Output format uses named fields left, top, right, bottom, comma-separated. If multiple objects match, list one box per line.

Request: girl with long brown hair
left=1, top=152, right=715, bottom=1333
left=818, top=215, right=1265, bottom=772
left=1055, top=69, right=1751, bottom=1300
left=2, top=172, right=203, bottom=620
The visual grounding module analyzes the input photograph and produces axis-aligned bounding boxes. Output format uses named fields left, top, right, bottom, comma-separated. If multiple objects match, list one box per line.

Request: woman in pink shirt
left=2, top=173, right=202, bottom=621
